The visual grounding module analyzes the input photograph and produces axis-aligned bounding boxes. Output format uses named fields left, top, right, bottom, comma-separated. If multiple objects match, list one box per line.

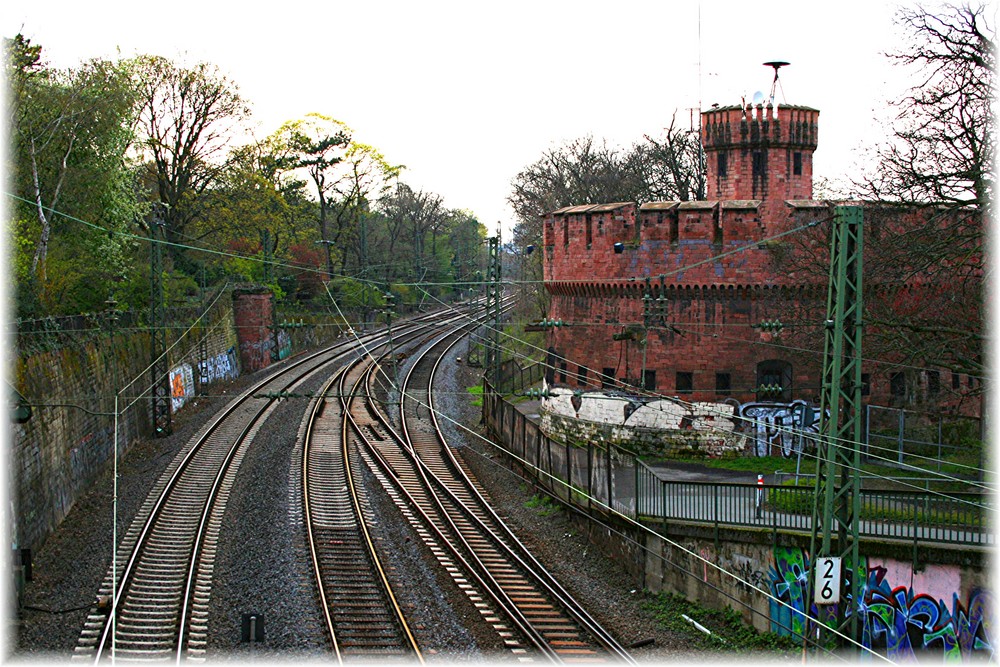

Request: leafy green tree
left=278, top=113, right=351, bottom=279
left=330, top=141, right=403, bottom=279
left=6, top=35, right=141, bottom=316
left=197, top=135, right=316, bottom=295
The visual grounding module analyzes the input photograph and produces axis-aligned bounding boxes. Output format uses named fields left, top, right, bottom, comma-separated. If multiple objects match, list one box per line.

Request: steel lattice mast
left=485, top=234, right=502, bottom=389
left=150, top=204, right=172, bottom=436
left=808, top=205, right=864, bottom=652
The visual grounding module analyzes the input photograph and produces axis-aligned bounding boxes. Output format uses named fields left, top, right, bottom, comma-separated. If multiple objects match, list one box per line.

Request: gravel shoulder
left=435, top=344, right=699, bottom=662
left=12, top=334, right=710, bottom=663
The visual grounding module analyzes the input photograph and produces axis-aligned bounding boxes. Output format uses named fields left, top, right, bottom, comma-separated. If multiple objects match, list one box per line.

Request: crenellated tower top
left=701, top=103, right=819, bottom=202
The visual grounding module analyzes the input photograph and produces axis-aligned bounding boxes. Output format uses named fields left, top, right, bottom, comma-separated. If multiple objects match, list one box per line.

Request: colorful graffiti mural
left=738, top=400, right=822, bottom=457
left=767, top=546, right=993, bottom=661
left=169, top=363, right=195, bottom=412
left=276, top=330, right=292, bottom=361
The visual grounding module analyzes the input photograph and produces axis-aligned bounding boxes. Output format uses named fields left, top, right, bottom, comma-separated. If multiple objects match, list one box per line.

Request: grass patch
left=672, top=454, right=817, bottom=476
left=643, top=591, right=800, bottom=655
left=525, top=494, right=560, bottom=516
left=467, top=384, right=484, bottom=407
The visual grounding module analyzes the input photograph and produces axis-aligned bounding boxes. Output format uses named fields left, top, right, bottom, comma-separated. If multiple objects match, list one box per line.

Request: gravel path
left=12, top=334, right=699, bottom=662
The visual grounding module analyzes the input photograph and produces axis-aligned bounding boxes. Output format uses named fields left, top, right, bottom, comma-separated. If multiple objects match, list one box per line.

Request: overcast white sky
left=6, top=1, right=915, bottom=237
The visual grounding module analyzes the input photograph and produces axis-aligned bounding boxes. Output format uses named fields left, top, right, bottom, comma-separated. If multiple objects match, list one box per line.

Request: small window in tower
left=718, top=152, right=728, bottom=178
left=926, top=369, right=940, bottom=396
left=793, top=152, right=802, bottom=176
left=676, top=371, right=693, bottom=394
left=952, top=372, right=961, bottom=390
left=861, top=373, right=871, bottom=396
left=752, top=150, right=764, bottom=177
left=890, top=372, right=907, bottom=403
left=601, top=368, right=616, bottom=389
left=643, top=370, right=656, bottom=391
left=577, top=365, right=588, bottom=387
left=716, top=372, right=731, bottom=396
left=559, top=361, right=568, bottom=384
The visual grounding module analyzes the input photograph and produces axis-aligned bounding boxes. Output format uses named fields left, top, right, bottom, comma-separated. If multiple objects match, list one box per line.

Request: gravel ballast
left=13, top=336, right=704, bottom=662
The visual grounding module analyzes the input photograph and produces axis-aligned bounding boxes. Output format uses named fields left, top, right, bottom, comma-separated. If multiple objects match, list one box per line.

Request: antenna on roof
left=763, top=61, right=789, bottom=105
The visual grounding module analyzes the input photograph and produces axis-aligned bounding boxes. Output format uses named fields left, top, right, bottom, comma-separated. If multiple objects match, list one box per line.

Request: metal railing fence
left=484, top=389, right=992, bottom=547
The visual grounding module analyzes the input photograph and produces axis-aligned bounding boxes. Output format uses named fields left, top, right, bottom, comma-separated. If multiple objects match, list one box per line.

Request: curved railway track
left=302, top=338, right=431, bottom=661
left=73, top=315, right=451, bottom=663
left=72, top=298, right=628, bottom=663
left=350, top=324, right=634, bottom=662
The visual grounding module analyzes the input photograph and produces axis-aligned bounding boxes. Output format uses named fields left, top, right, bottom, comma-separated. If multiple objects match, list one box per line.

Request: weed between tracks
left=524, top=494, right=560, bottom=517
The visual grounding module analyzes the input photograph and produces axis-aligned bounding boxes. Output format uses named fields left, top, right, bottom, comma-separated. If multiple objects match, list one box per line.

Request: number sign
left=814, top=557, right=841, bottom=605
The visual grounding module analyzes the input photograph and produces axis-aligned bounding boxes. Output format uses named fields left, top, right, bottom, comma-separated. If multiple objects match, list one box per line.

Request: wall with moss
left=11, top=303, right=239, bottom=552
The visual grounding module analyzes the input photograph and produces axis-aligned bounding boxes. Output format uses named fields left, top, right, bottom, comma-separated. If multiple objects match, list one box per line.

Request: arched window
left=756, top=360, right=792, bottom=401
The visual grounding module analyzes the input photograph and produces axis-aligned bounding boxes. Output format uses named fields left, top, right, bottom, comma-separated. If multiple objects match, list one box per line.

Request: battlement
left=541, top=199, right=833, bottom=288
left=701, top=103, right=819, bottom=150
left=701, top=103, right=819, bottom=201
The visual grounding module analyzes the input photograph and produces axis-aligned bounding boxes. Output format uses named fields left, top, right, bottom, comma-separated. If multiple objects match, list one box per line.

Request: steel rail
left=82, top=321, right=431, bottom=662
left=303, top=337, right=427, bottom=661
left=426, top=330, right=636, bottom=663
left=345, top=317, right=557, bottom=659
left=387, top=327, right=633, bottom=662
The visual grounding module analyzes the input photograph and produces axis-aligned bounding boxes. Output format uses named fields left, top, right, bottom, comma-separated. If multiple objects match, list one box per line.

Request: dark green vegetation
left=7, top=35, right=488, bottom=325
left=643, top=591, right=800, bottom=656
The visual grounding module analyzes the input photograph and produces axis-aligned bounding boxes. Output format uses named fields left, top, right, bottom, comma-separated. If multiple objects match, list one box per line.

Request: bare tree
left=857, top=3, right=994, bottom=213
left=639, top=111, right=706, bottom=201
left=133, top=56, right=249, bottom=272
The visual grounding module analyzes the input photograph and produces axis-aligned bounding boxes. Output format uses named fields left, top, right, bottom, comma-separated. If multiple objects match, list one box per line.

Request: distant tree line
left=6, top=36, right=487, bottom=323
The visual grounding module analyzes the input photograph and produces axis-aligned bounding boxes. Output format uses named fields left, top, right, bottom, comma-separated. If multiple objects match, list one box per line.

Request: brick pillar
left=233, top=288, right=274, bottom=373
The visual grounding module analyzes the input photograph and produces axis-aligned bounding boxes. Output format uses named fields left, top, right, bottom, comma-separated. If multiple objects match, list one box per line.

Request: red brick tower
left=701, top=103, right=819, bottom=202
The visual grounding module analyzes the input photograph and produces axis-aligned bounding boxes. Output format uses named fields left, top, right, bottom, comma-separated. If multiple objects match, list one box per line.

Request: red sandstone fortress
left=539, top=101, right=981, bottom=417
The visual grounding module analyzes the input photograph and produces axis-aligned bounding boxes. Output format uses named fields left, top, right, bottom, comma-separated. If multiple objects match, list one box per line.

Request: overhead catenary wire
left=14, top=192, right=986, bottom=494
left=413, top=290, right=994, bottom=499
left=365, top=341, right=889, bottom=663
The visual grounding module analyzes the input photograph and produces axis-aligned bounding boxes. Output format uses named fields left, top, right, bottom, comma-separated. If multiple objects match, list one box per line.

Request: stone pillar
left=233, top=288, right=274, bottom=374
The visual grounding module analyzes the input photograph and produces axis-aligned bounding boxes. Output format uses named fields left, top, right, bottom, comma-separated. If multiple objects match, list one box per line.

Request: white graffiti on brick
left=738, top=400, right=822, bottom=457
left=199, top=348, right=239, bottom=385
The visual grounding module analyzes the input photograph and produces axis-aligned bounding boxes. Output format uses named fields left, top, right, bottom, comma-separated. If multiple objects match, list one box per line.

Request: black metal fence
left=485, top=389, right=992, bottom=547
left=865, top=405, right=983, bottom=474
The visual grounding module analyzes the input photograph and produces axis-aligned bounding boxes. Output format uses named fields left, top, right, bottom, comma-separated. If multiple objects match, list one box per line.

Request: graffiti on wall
left=199, top=348, right=239, bottom=386
left=170, top=363, right=195, bottom=412
left=276, top=330, right=292, bottom=361
left=768, top=546, right=993, bottom=660
left=239, top=337, right=274, bottom=373
left=738, top=400, right=822, bottom=457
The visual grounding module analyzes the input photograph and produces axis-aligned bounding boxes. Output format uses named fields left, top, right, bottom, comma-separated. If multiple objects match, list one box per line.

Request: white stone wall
left=540, top=387, right=737, bottom=430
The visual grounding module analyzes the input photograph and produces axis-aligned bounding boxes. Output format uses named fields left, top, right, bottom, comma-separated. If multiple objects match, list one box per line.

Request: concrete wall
left=633, top=520, right=991, bottom=660
left=538, top=388, right=745, bottom=457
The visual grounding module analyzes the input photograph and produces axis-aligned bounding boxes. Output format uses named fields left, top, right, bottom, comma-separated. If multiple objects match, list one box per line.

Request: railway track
left=302, top=339, right=430, bottom=661
left=72, top=315, right=450, bottom=663
left=72, top=297, right=628, bottom=662
left=351, top=325, right=634, bottom=662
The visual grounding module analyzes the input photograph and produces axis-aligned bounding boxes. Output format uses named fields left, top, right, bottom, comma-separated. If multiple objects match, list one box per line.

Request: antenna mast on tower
left=763, top=61, right=789, bottom=105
